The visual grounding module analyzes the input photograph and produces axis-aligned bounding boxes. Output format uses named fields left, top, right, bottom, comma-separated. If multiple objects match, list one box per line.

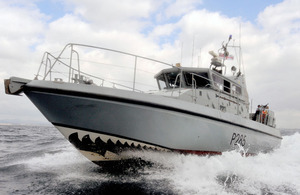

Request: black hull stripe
left=24, top=85, right=282, bottom=139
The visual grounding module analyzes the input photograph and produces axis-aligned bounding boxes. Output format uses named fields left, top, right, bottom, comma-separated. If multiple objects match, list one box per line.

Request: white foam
left=16, top=147, right=88, bottom=171
left=123, top=133, right=300, bottom=194
left=9, top=132, right=300, bottom=194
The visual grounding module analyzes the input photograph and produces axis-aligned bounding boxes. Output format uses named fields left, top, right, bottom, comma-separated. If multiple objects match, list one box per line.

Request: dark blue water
left=1, top=125, right=299, bottom=194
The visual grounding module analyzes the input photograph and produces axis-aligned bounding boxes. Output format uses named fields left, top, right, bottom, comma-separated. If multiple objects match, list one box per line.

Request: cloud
left=164, top=0, right=202, bottom=19
left=244, top=0, right=300, bottom=128
left=258, top=0, right=300, bottom=37
left=66, top=0, right=154, bottom=32
left=0, top=1, right=46, bottom=77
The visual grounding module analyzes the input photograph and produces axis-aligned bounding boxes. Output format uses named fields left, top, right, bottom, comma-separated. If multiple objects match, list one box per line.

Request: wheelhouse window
left=224, top=80, right=230, bottom=93
left=156, top=71, right=181, bottom=89
left=165, top=71, right=181, bottom=88
left=212, top=74, right=232, bottom=94
left=184, top=72, right=210, bottom=88
left=212, top=74, right=224, bottom=91
left=158, top=79, right=167, bottom=89
left=232, top=84, right=242, bottom=95
left=156, top=74, right=166, bottom=90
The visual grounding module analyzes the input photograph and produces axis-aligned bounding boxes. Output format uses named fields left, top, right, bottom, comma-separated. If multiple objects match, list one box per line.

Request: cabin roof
left=154, top=66, right=243, bottom=87
left=154, top=67, right=209, bottom=78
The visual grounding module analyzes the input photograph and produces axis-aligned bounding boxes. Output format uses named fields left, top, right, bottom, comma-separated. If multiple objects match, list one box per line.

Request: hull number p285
left=230, top=133, right=246, bottom=146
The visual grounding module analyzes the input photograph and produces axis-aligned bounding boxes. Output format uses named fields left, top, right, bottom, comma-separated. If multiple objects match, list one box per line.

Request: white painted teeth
left=77, top=131, right=87, bottom=141
left=89, top=132, right=99, bottom=142
left=56, top=126, right=168, bottom=152
left=100, top=134, right=112, bottom=143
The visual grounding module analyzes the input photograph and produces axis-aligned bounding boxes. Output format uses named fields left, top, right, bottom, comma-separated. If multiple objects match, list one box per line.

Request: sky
left=0, top=0, right=300, bottom=128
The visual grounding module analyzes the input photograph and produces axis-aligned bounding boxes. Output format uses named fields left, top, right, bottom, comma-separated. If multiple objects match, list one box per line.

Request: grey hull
left=23, top=80, right=281, bottom=162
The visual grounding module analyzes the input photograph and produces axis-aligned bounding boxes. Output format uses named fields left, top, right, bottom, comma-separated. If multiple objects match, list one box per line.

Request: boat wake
left=1, top=126, right=299, bottom=194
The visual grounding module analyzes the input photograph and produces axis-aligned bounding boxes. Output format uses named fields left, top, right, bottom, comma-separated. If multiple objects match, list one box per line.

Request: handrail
left=36, top=43, right=245, bottom=105
left=189, top=73, right=212, bottom=88
left=192, top=74, right=197, bottom=102
left=43, top=44, right=71, bottom=80
left=41, top=53, right=147, bottom=92
left=68, top=43, right=174, bottom=67
left=35, top=43, right=173, bottom=93
left=171, top=73, right=182, bottom=97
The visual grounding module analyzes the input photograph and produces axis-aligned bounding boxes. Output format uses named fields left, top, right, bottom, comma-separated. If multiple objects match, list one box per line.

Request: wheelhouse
left=154, top=67, right=211, bottom=90
left=154, top=67, right=242, bottom=97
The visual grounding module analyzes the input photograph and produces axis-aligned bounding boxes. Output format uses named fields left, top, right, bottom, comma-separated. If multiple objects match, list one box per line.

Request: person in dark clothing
left=253, top=105, right=261, bottom=121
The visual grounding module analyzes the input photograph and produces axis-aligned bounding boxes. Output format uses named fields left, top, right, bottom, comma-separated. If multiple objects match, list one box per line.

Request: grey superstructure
left=4, top=38, right=282, bottom=164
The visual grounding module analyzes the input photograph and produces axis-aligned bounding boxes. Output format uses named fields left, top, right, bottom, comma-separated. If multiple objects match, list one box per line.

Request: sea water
left=0, top=125, right=299, bottom=194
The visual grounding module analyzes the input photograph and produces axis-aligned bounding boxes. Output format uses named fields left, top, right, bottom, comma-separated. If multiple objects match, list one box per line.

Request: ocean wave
left=1, top=125, right=299, bottom=194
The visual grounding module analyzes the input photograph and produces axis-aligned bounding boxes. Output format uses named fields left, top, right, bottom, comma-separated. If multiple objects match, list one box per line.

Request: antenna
left=197, top=48, right=202, bottom=68
left=192, top=35, right=195, bottom=67
left=180, top=42, right=183, bottom=65
left=239, top=23, right=242, bottom=72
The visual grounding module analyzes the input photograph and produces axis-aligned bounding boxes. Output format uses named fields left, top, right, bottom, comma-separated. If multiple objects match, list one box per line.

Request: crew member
left=263, top=106, right=269, bottom=124
left=253, top=105, right=261, bottom=121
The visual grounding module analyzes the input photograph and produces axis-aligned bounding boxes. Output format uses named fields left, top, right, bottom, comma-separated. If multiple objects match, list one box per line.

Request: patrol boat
left=4, top=37, right=282, bottom=165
